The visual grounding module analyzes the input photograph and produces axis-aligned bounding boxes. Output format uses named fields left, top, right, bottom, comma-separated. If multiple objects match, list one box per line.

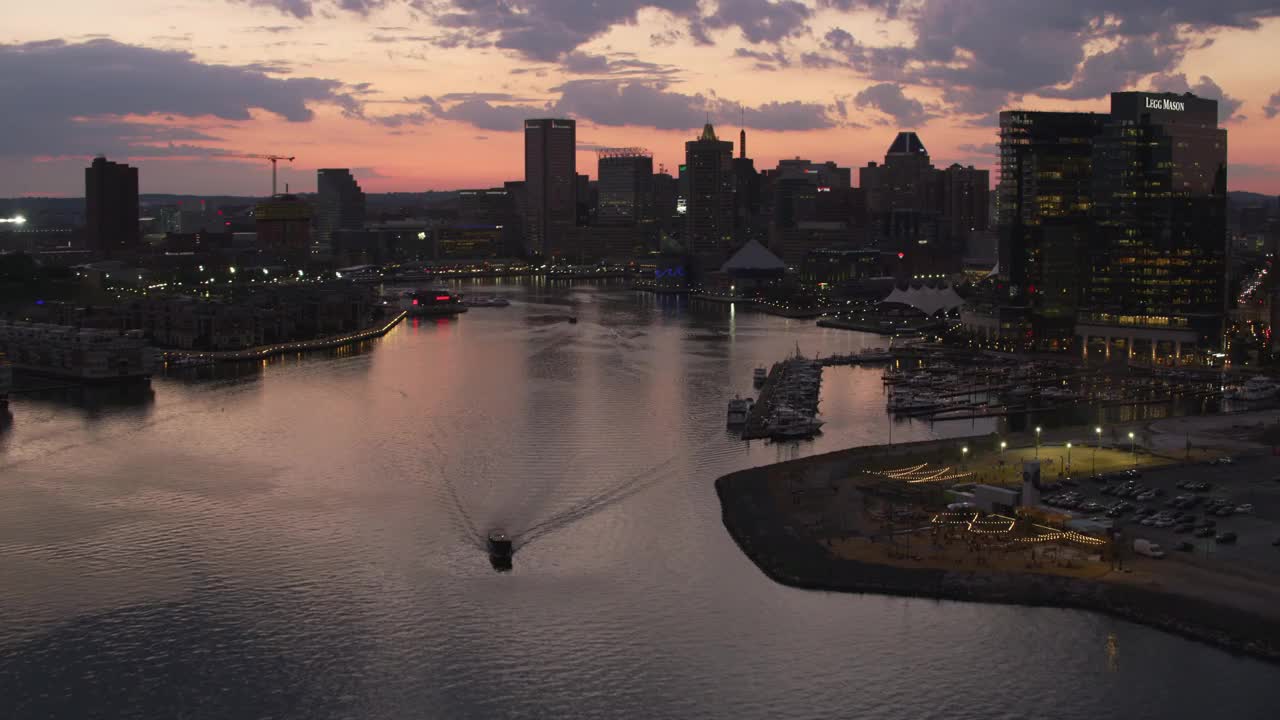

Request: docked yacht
left=463, top=295, right=511, bottom=308
left=727, top=396, right=754, bottom=426
left=0, top=357, right=10, bottom=405
left=399, top=287, right=468, bottom=316
left=753, top=367, right=768, bottom=386
left=1226, top=377, right=1280, bottom=402
left=767, top=407, right=824, bottom=440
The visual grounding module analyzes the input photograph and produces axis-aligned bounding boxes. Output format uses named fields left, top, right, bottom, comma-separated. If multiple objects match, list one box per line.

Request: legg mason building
left=974, top=91, right=1227, bottom=365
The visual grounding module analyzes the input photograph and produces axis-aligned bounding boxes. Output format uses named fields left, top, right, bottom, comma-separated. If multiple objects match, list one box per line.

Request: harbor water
left=1, top=279, right=1277, bottom=719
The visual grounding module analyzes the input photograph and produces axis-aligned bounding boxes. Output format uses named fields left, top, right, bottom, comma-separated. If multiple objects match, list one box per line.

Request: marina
left=741, top=349, right=825, bottom=441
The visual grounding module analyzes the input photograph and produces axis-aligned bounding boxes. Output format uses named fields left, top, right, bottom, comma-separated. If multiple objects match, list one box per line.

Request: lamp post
left=1000, top=440, right=1007, bottom=455
left=1094, top=426, right=1102, bottom=477
left=1066, top=442, right=1072, bottom=474
left=1128, top=431, right=1136, bottom=463
left=962, top=445, right=969, bottom=469
left=1035, top=426, right=1042, bottom=458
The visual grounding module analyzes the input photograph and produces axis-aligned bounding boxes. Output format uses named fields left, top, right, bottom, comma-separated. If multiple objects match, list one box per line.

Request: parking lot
left=1040, top=452, right=1280, bottom=575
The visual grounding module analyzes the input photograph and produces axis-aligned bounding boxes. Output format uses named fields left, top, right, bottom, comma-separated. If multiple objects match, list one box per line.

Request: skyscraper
left=684, top=123, right=734, bottom=272
left=523, top=118, right=576, bottom=258
left=315, top=169, right=366, bottom=248
left=1080, top=91, right=1227, bottom=361
left=596, top=148, right=656, bottom=258
left=84, top=156, right=139, bottom=257
left=996, top=110, right=1106, bottom=347
left=982, top=92, right=1227, bottom=362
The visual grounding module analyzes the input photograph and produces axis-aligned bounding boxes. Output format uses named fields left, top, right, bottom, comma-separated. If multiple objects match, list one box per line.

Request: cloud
left=854, top=82, right=931, bottom=126
left=560, top=51, right=679, bottom=76
left=810, top=2, right=1280, bottom=118
left=1266, top=91, right=1280, bottom=119
left=549, top=79, right=837, bottom=131
left=1149, top=73, right=1244, bottom=122
left=733, top=47, right=791, bottom=71
left=699, top=0, right=812, bottom=44
left=0, top=39, right=354, bottom=157
left=425, top=0, right=700, bottom=62
left=233, top=0, right=314, bottom=18
left=231, top=0, right=387, bottom=17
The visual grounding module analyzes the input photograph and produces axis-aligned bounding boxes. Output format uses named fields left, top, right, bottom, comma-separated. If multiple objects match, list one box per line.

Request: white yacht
left=1228, top=377, right=1280, bottom=402
left=726, top=396, right=754, bottom=426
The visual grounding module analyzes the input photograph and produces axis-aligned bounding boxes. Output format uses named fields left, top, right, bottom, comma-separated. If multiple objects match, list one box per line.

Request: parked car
left=1215, top=532, right=1238, bottom=544
left=1194, top=527, right=1216, bottom=538
left=1174, top=524, right=1194, bottom=534
left=1176, top=541, right=1195, bottom=552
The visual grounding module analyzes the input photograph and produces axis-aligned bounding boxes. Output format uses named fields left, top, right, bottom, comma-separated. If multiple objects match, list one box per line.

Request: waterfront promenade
left=160, top=311, right=407, bottom=364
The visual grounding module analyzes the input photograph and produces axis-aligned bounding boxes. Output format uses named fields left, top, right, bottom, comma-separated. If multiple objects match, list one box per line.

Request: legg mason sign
left=1145, top=96, right=1185, bottom=111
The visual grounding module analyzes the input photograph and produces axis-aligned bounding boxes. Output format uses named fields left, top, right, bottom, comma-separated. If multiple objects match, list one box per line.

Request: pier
left=742, top=354, right=824, bottom=440
left=160, top=311, right=407, bottom=364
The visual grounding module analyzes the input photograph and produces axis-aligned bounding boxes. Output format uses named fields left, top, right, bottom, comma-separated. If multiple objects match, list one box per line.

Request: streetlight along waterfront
left=1066, top=442, right=1073, bottom=475
left=1093, top=426, right=1102, bottom=477
left=1035, top=426, right=1042, bottom=458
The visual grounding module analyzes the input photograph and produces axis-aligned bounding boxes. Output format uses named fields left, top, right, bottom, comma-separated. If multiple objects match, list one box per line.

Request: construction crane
left=224, top=154, right=295, bottom=196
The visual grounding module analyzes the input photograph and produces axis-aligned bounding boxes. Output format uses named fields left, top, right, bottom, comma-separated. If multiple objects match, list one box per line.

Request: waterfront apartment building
left=85, top=156, right=140, bottom=258
left=684, top=123, right=735, bottom=275
left=523, top=118, right=577, bottom=259
left=315, top=169, right=366, bottom=248
left=255, top=194, right=313, bottom=265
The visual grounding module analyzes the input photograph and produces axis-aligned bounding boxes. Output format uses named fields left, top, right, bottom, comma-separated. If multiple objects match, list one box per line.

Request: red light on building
left=897, top=252, right=905, bottom=260
left=412, top=298, right=419, bottom=306
left=434, top=295, right=451, bottom=302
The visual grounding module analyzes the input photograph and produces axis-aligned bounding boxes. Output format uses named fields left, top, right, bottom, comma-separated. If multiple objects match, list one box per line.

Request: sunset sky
left=4, top=0, right=1280, bottom=197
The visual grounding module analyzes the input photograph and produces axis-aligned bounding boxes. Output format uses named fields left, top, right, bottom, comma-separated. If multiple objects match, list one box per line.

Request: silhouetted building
left=459, top=186, right=522, bottom=256
left=652, top=170, right=679, bottom=245
left=684, top=123, right=735, bottom=275
left=992, top=110, right=1106, bottom=348
left=255, top=194, right=312, bottom=265
left=85, top=156, right=139, bottom=258
left=315, top=169, right=366, bottom=248
left=523, top=118, right=576, bottom=258
left=596, top=148, right=656, bottom=259
left=860, top=133, right=942, bottom=270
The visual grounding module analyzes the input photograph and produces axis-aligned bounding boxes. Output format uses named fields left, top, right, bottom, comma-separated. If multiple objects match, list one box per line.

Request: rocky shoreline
left=716, top=465, right=1280, bottom=665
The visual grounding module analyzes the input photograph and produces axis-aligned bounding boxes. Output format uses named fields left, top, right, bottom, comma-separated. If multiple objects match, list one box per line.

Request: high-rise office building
left=596, top=148, right=656, bottom=259
left=980, top=92, right=1227, bottom=362
left=85, top=156, right=139, bottom=257
left=255, top=194, right=312, bottom=265
left=1080, top=91, right=1227, bottom=360
left=995, top=110, right=1107, bottom=346
left=684, top=123, right=735, bottom=272
left=523, top=118, right=576, bottom=258
left=315, top=169, right=366, bottom=248
left=597, top=149, right=654, bottom=226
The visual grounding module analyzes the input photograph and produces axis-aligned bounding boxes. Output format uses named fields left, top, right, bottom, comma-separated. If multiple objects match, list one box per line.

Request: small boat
left=568, top=316, right=579, bottom=324
left=488, top=529, right=513, bottom=571
left=463, top=295, right=511, bottom=308
left=753, top=367, right=768, bottom=385
left=727, top=395, right=753, bottom=426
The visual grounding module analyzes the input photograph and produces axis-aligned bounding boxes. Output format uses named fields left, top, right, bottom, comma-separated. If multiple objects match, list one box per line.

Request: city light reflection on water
left=0, top=279, right=1276, bottom=719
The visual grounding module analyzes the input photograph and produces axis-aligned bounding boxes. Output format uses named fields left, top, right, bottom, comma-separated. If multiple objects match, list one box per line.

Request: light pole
left=962, top=445, right=969, bottom=469
left=1066, top=442, right=1072, bottom=475
left=1000, top=440, right=1007, bottom=455
left=1094, top=426, right=1102, bottom=477
left=1128, top=431, right=1136, bottom=463
left=1035, top=426, right=1042, bottom=458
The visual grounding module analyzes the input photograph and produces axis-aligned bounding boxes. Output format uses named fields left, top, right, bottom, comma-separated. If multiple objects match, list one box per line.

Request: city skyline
left=4, top=1, right=1280, bottom=196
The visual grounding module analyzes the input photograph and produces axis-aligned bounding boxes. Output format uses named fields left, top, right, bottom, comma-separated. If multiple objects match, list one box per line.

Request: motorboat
left=568, top=316, right=579, bottom=324
left=463, top=295, right=511, bottom=308
left=753, top=367, right=768, bottom=385
left=727, top=396, right=754, bottom=426
left=488, top=529, right=513, bottom=571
